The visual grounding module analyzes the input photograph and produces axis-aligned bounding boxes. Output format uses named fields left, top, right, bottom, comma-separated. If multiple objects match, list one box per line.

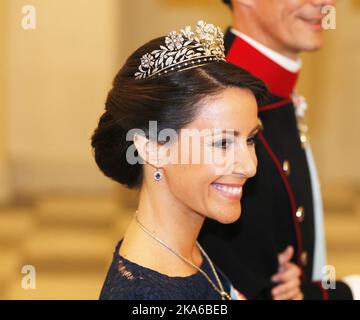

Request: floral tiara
left=134, top=20, right=226, bottom=80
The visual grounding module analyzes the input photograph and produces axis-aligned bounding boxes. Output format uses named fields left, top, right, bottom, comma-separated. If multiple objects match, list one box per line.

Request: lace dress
left=99, top=240, right=244, bottom=300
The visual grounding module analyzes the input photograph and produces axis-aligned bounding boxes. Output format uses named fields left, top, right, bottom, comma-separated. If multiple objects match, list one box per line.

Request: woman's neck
left=120, top=180, right=205, bottom=275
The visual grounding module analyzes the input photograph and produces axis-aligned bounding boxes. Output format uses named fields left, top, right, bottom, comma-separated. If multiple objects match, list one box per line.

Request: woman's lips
left=211, top=183, right=243, bottom=200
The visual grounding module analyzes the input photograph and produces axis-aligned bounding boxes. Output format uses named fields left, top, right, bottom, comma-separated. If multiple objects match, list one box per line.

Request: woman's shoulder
left=100, top=272, right=174, bottom=300
left=99, top=255, right=201, bottom=300
left=99, top=240, right=234, bottom=300
left=99, top=243, right=190, bottom=300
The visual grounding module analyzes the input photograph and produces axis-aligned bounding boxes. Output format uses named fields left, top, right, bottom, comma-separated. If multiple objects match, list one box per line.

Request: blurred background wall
left=0, top=0, right=359, bottom=299
left=4, top=0, right=122, bottom=196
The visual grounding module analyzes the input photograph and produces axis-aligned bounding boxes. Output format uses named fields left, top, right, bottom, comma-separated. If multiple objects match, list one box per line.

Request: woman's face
left=163, top=87, right=260, bottom=224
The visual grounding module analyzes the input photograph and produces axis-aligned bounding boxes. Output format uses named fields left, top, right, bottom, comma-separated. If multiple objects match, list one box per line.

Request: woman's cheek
left=202, top=145, right=227, bottom=175
left=251, top=147, right=258, bottom=169
left=214, top=149, right=236, bottom=176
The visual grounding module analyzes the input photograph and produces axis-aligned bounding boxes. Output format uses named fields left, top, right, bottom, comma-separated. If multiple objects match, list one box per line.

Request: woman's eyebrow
left=249, top=123, right=263, bottom=135
left=206, top=122, right=263, bottom=137
left=234, top=123, right=263, bottom=137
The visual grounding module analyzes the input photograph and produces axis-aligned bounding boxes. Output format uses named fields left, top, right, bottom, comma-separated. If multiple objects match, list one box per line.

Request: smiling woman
left=91, top=21, right=267, bottom=300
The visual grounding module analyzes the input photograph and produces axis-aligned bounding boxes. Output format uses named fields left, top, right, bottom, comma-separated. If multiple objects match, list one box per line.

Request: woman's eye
left=213, top=138, right=233, bottom=149
left=247, top=134, right=258, bottom=146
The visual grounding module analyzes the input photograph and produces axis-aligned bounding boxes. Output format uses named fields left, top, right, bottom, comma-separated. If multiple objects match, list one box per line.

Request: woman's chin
left=212, top=208, right=242, bottom=225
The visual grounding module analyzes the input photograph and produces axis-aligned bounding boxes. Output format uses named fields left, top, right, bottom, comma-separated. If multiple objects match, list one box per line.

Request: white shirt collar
left=230, top=28, right=302, bottom=73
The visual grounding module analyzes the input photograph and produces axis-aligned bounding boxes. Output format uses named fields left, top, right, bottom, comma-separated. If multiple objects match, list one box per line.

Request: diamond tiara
left=134, top=20, right=226, bottom=80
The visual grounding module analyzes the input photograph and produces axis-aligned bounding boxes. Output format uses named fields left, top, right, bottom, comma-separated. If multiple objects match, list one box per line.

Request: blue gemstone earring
left=154, top=169, right=162, bottom=181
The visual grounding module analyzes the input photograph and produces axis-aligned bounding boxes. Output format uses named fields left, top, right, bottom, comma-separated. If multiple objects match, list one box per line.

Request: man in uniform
left=200, top=0, right=359, bottom=299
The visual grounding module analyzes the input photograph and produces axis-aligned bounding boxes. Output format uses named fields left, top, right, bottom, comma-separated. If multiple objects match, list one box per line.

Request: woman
left=91, top=21, right=266, bottom=300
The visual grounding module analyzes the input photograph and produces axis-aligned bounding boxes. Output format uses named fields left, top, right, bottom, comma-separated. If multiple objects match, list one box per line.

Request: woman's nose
left=233, top=148, right=257, bottom=179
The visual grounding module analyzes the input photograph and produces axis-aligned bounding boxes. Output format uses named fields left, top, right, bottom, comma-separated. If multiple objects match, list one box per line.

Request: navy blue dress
left=99, top=240, right=234, bottom=300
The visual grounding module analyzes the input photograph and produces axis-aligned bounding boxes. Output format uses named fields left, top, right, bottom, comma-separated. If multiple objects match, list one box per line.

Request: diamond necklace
left=134, top=212, right=232, bottom=300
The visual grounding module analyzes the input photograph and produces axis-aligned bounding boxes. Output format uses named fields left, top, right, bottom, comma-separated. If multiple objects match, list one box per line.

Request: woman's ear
left=133, top=133, right=169, bottom=168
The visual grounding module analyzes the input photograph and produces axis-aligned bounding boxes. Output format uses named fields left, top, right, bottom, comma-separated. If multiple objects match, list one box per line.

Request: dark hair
left=222, top=0, right=232, bottom=9
left=91, top=36, right=267, bottom=189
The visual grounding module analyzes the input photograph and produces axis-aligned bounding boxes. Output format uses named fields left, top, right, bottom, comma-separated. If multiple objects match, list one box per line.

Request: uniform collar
left=227, top=28, right=301, bottom=98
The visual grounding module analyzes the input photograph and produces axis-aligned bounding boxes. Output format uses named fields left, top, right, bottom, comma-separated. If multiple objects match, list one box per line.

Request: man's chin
left=303, top=39, right=324, bottom=52
left=294, top=35, right=324, bottom=53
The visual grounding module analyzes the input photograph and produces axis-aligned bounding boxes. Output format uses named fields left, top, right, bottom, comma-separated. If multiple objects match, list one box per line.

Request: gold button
left=296, top=206, right=304, bottom=222
left=283, top=160, right=291, bottom=176
left=301, top=251, right=308, bottom=266
left=300, top=133, right=308, bottom=149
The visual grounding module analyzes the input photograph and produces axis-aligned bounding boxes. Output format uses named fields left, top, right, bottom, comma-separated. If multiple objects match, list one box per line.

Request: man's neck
left=230, top=28, right=302, bottom=73
left=232, top=16, right=300, bottom=61
left=225, top=27, right=301, bottom=98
